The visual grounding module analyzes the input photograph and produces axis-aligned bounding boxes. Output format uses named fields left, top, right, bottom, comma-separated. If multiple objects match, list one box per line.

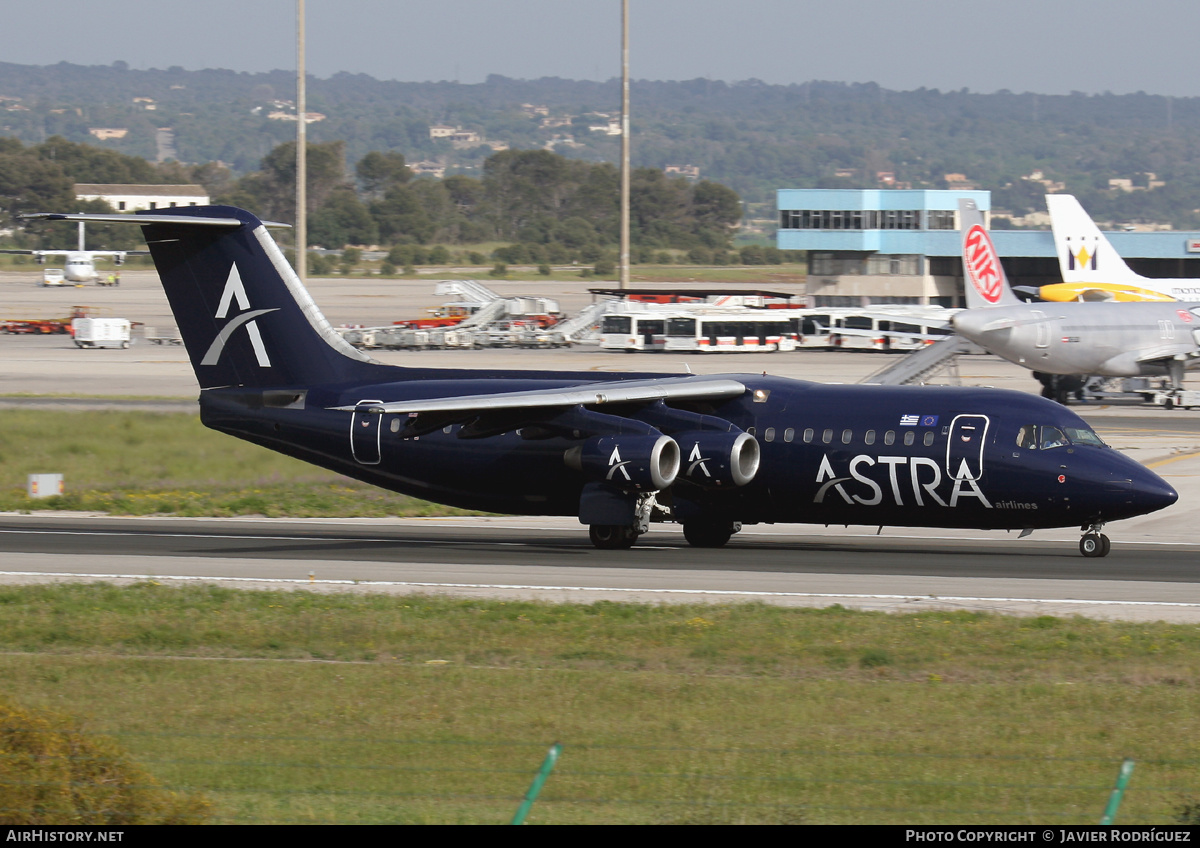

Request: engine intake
left=565, top=434, right=680, bottom=492
left=675, top=431, right=760, bottom=488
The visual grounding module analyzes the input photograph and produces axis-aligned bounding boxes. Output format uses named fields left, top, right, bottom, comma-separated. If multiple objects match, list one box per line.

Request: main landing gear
left=589, top=524, right=639, bottom=550
left=682, top=520, right=741, bottom=548
left=589, top=519, right=744, bottom=549
left=587, top=494, right=743, bottom=550
left=1079, top=522, right=1111, bottom=558
left=587, top=493, right=660, bottom=550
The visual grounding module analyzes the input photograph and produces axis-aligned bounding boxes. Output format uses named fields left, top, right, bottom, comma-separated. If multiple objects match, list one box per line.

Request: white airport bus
left=663, top=313, right=797, bottom=353
left=791, top=308, right=954, bottom=351
left=599, top=314, right=669, bottom=351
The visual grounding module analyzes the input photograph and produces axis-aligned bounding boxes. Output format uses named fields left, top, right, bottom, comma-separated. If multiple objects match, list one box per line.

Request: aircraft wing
left=1134, top=345, right=1199, bottom=364
left=333, top=376, right=748, bottom=414
left=0, top=250, right=68, bottom=257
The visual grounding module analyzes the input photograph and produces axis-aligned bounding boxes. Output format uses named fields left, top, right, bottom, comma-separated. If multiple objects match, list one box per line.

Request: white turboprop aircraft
left=1039, top=194, right=1200, bottom=302
left=0, top=222, right=148, bottom=285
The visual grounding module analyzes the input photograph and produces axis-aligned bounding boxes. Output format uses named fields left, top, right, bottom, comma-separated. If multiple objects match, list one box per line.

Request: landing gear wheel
left=589, top=524, right=637, bottom=550
left=1080, top=533, right=1110, bottom=558
left=682, top=521, right=735, bottom=548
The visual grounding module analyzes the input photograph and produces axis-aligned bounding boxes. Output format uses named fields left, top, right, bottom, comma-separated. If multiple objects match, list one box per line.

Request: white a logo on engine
left=201, top=264, right=279, bottom=367
left=687, top=442, right=712, bottom=478
left=606, top=445, right=633, bottom=482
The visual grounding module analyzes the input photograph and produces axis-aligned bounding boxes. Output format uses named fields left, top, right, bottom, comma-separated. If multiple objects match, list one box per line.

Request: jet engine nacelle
left=675, top=431, right=760, bottom=488
left=113, top=255, right=124, bottom=266
left=565, top=434, right=680, bottom=492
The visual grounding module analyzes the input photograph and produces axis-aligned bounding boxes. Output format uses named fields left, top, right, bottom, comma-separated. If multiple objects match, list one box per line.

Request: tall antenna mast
left=619, top=0, right=630, bottom=290
left=296, top=0, right=307, bottom=284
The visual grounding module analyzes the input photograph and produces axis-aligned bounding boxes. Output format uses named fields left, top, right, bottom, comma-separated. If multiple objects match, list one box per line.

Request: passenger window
left=884, top=430, right=895, bottom=446
left=903, top=431, right=915, bottom=446
left=923, top=431, right=935, bottom=447
left=1016, top=425, right=1038, bottom=449
left=1040, top=426, right=1068, bottom=450
left=747, top=427, right=757, bottom=436
left=822, top=429, right=833, bottom=444
left=764, top=427, right=776, bottom=442
left=784, top=428, right=795, bottom=443
left=841, top=429, right=852, bottom=444
left=803, top=428, right=814, bottom=443
left=864, top=429, right=876, bottom=446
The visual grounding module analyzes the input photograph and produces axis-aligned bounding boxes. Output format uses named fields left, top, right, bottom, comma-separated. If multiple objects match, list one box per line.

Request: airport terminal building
left=776, top=189, right=1200, bottom=306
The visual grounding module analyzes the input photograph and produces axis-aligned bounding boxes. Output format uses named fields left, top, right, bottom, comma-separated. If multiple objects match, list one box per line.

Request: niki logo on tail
left=201, top=264, right=280, bottom=368
left=964, top=224, right=1004, bottom=305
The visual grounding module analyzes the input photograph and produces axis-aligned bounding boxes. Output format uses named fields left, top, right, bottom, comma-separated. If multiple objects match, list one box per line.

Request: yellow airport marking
left=1146, top=451, right=1200, bottom=470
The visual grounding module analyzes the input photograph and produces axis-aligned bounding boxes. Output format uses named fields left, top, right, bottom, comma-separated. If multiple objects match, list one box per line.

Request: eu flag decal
left=921, top=415, right=939, bottom=427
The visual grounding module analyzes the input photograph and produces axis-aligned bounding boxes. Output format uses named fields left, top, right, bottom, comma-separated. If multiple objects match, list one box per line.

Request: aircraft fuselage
left=199, top=374, right=1171, bottom=532
left=951, top=302, right=1200, bottom=377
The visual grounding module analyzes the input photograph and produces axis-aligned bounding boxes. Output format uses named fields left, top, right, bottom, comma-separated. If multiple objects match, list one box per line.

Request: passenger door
left=946, top=414, right=989, bottom=481
left=351, top=399, right=383, bottom=465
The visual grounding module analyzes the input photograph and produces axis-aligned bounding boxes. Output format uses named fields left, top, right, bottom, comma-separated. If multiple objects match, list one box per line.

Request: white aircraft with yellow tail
left=1041, top=194, right=1200, bottom=302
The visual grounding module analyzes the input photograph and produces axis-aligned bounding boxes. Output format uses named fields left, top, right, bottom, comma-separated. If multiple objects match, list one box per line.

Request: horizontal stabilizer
left=23, top=211, right=246, bottom=228
left=333, top=376, right=748, bottom=414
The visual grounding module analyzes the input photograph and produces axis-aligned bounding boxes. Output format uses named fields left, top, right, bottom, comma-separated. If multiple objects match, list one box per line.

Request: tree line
left=0, top=136, right=751, bottom=265
left=223, top=142, right=744, bottom=260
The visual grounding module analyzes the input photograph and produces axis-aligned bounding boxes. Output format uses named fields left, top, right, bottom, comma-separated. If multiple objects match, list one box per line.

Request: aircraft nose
left=1128, top=465, right=1178, bottom=516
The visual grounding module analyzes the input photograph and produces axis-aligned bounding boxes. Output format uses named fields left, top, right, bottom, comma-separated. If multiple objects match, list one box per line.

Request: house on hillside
left=74, top=184, right=210, bottom=212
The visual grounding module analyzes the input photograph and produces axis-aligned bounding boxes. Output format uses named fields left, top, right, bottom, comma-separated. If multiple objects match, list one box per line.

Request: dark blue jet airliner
left=27, top=206, right=1177, bottom=557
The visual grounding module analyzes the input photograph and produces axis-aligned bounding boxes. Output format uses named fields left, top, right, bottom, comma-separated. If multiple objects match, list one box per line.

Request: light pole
left=296, top=0, right=307, bottom=283
left=619, top=0, right=630, bottom=290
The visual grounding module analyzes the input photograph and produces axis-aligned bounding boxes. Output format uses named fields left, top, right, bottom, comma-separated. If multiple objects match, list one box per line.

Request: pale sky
left=2, top=0, right=1198, bottom=97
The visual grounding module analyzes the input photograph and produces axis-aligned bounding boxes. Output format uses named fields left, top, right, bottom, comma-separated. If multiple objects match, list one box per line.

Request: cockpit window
left=1040, top=426, right=1068, bottom=450
left=1018, top=423, right=1106, bottom=450
left=1064, top=426, right=1105, bottom=447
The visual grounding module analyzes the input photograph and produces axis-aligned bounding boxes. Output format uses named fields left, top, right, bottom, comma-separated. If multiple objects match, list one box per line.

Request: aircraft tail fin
left=27, top=206, right=380, bottom=389
left=958, top=199, right=1021, bottom=308
left=1046, top=194, right=1142, bottom=285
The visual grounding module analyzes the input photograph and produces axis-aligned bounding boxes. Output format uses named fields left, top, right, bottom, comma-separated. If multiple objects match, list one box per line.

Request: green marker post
left=511, top=742, right=562, bottom=825
left=1100, top=758, right=1135, bottom=825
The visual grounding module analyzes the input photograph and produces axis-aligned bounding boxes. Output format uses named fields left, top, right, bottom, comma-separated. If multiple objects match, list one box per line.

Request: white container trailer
left=72, top=317, right=131, bottom=349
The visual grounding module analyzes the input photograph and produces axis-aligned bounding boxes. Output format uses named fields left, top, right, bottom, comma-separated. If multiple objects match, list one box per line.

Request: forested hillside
left=3, top=61, right=1200, bottom=229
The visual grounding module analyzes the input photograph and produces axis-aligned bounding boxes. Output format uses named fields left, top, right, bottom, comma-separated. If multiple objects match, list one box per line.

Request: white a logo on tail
left=201, top=264, right=279, bottom=367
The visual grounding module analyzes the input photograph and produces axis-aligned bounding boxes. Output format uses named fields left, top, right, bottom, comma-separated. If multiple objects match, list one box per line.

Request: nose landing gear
left=1079, top=522, right=1111, bottom=558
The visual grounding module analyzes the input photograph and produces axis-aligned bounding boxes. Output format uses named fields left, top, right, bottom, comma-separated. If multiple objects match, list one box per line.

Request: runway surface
left=3, top=509, right=1199, bottom=622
